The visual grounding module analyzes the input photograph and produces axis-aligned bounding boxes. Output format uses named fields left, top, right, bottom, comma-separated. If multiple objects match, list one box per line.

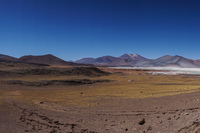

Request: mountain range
left=75, top=54, right=200, bottom=68
left=0, top=54, right=83, bottom=67
left=1, top=53, right=200, bottom=68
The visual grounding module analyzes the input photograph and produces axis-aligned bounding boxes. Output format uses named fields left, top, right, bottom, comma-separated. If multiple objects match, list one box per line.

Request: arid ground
left=1, top=63, right=200, bottom=132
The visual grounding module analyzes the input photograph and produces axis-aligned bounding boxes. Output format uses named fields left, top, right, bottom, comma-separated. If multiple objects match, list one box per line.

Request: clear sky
left=1, top=0, right=200, bottom=61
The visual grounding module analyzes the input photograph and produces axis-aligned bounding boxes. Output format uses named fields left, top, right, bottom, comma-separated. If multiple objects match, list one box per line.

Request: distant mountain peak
left=128, top=53, right=140, bottom=58
left=119, top=53, right=147, bottom=61
left=174, top=55, right=183, bottom=58
left=44, top=54, right=54, bottom=56
left=75, top=55, right=117, bottom=65
left=128, top=53, right=138, bottom=56
left=163, top=55, right=173, bottom=57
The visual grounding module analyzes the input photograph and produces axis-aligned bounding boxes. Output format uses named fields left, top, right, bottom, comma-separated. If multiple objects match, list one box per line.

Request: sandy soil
left=1, top=85, right=200, bottom=133
left=1, top=66, right=200, bottom=133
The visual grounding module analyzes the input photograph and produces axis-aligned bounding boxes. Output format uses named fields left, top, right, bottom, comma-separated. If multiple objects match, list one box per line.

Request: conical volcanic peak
left=119, top=53, right=147, bottom=61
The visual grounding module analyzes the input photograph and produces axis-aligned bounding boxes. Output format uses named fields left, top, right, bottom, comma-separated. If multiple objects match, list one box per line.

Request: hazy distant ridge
left=76, top=54, right=200, bottom=68
left=1, top=53, right=200, bottom=68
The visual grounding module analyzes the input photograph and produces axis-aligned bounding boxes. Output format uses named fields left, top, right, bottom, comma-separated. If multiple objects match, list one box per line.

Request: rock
left=128, top=79, right=136, bottom=82
left=139, top=118, right=145, bottom=125
left=185, top=113, right=189, bottom=115
left=147, top=126, right=152, bottom=131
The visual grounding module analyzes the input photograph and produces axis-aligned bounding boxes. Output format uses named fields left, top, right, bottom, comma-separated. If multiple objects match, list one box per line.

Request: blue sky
left=1, top=0, right=200, bottom=61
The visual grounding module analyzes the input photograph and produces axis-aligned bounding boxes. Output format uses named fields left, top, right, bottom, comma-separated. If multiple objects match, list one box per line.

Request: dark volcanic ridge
left=0, top=66, right=110, bottom=86
left=2, top=79, right=111, bottom=87
left=0, top=67, right=110, bottom=77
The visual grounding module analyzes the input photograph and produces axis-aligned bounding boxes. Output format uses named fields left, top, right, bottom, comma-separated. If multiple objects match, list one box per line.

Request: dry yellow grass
left=14, top=74, right=200, bottom=107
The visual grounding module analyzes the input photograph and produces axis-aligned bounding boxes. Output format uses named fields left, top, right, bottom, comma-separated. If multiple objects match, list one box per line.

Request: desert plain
left=1, top=62, right=200, bottom=133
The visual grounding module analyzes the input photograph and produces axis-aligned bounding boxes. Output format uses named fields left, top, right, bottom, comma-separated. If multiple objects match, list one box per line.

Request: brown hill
left=19, top=54, right=80, bottom=66
left=0, top=54, right=49, bottom=69
left=75, top=56, right=117, bottom=65
left=0, top=54, right=18, bottom=61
